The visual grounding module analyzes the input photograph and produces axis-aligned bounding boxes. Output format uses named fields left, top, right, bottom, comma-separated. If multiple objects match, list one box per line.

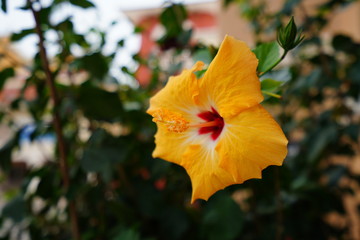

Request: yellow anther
left=150, top=108, right=189, bottom=133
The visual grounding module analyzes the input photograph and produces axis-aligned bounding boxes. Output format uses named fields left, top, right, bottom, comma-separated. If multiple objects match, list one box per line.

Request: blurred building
left=124, top=0, right=360, bottom=45
left=123, top=0, right=360, bottom=86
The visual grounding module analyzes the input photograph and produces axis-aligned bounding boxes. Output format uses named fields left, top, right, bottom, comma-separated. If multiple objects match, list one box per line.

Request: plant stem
left=27, top=1, right=80, bottom=239
left=259, top=50, right=288, bottom=77
left=261, top=90, right=281, bottom=99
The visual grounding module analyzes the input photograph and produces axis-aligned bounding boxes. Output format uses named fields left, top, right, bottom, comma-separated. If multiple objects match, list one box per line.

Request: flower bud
left=277, top=16, right=305, bottom=51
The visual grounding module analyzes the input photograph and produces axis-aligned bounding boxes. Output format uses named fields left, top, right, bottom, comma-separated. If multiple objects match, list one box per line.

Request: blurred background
left=1, top=0, right=360, bottom=239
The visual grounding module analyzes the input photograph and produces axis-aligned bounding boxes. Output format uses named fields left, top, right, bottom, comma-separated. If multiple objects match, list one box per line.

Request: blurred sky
left=0, top=0, right=213, bottom=84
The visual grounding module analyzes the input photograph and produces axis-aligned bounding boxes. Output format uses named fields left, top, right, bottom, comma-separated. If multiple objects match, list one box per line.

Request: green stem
left=262, top=90, right=281, bottom=99
left=259, top=50, right=288, bottom=77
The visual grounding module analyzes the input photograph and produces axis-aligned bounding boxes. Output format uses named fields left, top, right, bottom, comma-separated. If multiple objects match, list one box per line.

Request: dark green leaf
left=118, top=39, right=125, bottom=47
left=77, top=83, right=123, bottom=121
left=36, top=168, right=61, bottom=199
left=81, top=148, right=120, bottom=181
left=326, top=165, right=347, bottom=187
left=253, top=41, right=280, bottom=73
left=201, top=193, right=243, bottom=240
left=2, top=196, right=26, bottom=223
left=348, top=61, right=360, bottom=84
left=113, top=228, right=140, bottom=240
left=11, top=28, right=35, bottom=41
left=343, top=124, right=359, bottom=141
left=80, top=129, right=127, bottom=181
left=0, top=68, right=15, bottom=90
left=81, top=147, right=124, bottom=170
left=69, top=0, right=95, bottom=8
left=1, top=0, right=7, bottom=13
left=332, top=35, right=356, bottom=53
left=79, top=52, right=109, bottom=80
left=307, top=124, right=338, bottom=164
left=0, top=133, right=19, bottom=171
left=159, top=207, right=189, bottom=240
left=160, top=4, right=187, bottom=37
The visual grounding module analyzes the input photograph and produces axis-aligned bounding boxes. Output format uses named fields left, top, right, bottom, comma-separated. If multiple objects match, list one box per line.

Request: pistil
left=190, top=119, right=222, bottom=128
left=149, top=108, right=224, bottom=140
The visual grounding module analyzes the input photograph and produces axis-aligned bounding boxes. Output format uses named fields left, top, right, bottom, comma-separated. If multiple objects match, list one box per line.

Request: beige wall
left=125, top=0, right=360, bottom=49
left=220, top=0, right=360, bottom=45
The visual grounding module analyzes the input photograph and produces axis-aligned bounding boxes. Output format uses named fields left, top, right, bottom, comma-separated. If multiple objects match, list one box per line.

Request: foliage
left=0, top=0, right=359, bottom=240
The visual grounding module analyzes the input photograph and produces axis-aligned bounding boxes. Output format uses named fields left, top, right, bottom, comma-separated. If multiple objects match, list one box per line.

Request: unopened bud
left=277, top=16, right=305, bottom=51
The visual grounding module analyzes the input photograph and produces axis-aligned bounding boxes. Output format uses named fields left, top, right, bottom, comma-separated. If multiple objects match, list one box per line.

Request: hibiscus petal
left=147, top=61, right=204, bottom=118
left=181, top=144, right=237, bottom=203
left=152, top=124, right=190, bottom=164
left=216, top=104, right=288, bottom=182
left=198, top=35, right=263, bottom=118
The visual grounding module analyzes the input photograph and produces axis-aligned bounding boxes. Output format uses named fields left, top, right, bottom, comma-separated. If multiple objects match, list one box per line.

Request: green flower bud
left=277, top=16, right=305, bottom=51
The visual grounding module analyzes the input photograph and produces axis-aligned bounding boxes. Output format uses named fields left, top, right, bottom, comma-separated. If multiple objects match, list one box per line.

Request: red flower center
left=197, top=107, right=224, bottom=140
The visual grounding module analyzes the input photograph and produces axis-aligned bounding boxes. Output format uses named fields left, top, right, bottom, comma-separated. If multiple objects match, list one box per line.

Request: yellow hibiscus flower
left=147, top=35, right=288, bottom=203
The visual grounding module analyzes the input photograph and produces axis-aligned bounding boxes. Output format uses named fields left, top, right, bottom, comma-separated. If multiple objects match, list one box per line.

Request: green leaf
left=348, top=60, right=360, bottom=84
left=253, top=41, right=280, bottom=73
left=326, top=165, right=347, bottom=187
left=178, top=29, right=192, bottom=47
left=194, top=69, right=207, bottom=79
left=36, top=168, right=61, bottom=199
left=201, top=193, right=243, bottom=240
left=81, top=147, right=124, bottom=169
left=0, top=142, right=13, bottom=171
left=0, top=132, right=19, bottom=171
left=80, top=129, right=127, bottom=182
left=79, top=52, right=110, bottom=80
left=69, top=0, right=95, bottom=8
left=81, top=148, right=119, bottom=182
left=2, top=196, right=26, bottom=223
left=118, top=39, right=125, bottom=47
left=1, top=0, right=7, bottom=12
left=0, top=68, right=15, bottom=90
left=261, top=78, right=283, bottom=99
left=113, top=228, right=140, bottom=240
left=332, top=35, right=355, bottom=53
left=77, top=83, right=123, bottom=121
left=159, top=207, right=189, bottom=240
left=261, top=78, right=283, bottom=92
left=11, top=28, right=35, bottom=41
left=307, top=124, right=338, bottom=164
left=193, top=48, right=212, bottom=65
left=160, top=4, right=187, bottom=37
left=344, top=124, right=359, bottom=141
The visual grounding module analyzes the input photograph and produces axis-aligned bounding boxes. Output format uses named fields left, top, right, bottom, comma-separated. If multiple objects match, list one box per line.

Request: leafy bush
left=0, top=0, right=359, bottom=240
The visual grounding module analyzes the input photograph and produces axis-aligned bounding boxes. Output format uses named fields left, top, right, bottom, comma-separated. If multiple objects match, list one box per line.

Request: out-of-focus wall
left=124, top=0, right=360, bottom=48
